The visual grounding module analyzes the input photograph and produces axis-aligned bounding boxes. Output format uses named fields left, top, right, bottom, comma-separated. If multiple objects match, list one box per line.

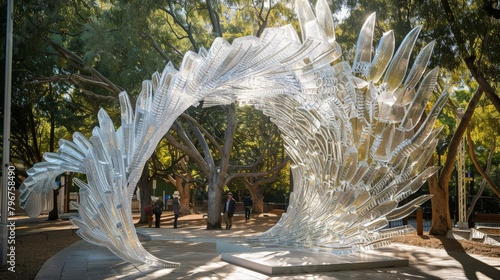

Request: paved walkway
left=20, top=213, right=500, bottom=279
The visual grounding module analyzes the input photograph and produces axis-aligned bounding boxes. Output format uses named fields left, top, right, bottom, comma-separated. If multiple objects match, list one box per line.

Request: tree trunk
left=428, top=183, right=451, bottom=236
left=167, top=174, right=192, bottom=215
left=429, top=172, right=451, bottom=235
left=206, top=105, right=237, bottom=229
left=179, top=184, right=191, bottom=215
left=431, top=88, right=483, bottom=235
left=428, top=153, right=452, bottom=235
left=206, top=176, right=223, bottom=229
left=240, top=157, right=290, bottom=214
left=248, top=186, right=265, bottom=213
left=138, top=166, right=151, bottom=224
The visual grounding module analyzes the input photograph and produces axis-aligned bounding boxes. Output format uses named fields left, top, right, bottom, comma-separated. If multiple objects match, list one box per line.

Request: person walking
left=243, top=193, right=253, bottom=221
left=153, top=199, right=164, bottom=228
left=172, top=191, right=180, bottom=228
left=144, top=202, right=154, bottom=228
left=223, top=192, right=236, bottom=229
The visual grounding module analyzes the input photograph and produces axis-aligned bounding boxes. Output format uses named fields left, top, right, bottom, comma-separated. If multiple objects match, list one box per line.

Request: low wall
left=473, top=213, right=500, bottom=226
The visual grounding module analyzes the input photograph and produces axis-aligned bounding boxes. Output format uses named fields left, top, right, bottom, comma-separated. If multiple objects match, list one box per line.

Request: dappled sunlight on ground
left=6, top=209, right=500, bottom=279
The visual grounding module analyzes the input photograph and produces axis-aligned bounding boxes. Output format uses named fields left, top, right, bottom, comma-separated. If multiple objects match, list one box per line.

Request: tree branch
left=48, top=40, right=123, bottom=94
left=466, top=129, right=500, bottom=197
left=179, top=113, right=223, bottom=152
left=218, top=105, right=237, bottom=181
left=255, top=0, right=272, bottom=37
left=141, top=32, right=173, bottom=63
left=439, top=87, right=483, bottom=188
left=206, top=0, right=222, bottom=37
left=161, top=4, right=199, bottom=51
left=77, top=88, right=118, bottom=102
left=226, top=155, right=290, bottom=184
left=441, top=0, right=500, bottom=113
left=165, top=124, right=210, bottom=174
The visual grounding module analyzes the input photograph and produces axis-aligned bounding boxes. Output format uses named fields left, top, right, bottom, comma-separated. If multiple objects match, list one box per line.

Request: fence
left=387, top=218, right=432, bottom=232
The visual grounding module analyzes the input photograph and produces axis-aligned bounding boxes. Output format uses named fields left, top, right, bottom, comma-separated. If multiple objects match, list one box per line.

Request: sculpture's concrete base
left=217, top=240, right=408, bottom=275
left=455, top=221, right=470, bottom=229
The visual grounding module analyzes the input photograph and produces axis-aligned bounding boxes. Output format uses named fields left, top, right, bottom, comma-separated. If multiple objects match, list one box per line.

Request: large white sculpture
left=19, top=0, right=448, bottom=266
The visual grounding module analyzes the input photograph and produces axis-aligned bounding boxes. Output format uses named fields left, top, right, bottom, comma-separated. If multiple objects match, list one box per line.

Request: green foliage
left=232, top=105, right=280, bottom=164
left=12, top=0, right=500, bottom=208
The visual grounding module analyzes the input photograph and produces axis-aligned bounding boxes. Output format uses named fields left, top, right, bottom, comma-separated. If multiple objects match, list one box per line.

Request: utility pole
left=456, top=109, right=468, bottom=229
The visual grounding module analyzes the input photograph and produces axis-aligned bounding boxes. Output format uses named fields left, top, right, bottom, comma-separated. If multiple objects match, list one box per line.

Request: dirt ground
left=0, top=229, right=81, bottom=280
left=1, top=213, right=499, bottom=280
left=393, top=229, right=500, bottom=258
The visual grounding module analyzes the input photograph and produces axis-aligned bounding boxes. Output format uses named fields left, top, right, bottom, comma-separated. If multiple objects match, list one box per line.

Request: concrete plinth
left=455, top=221, right=469, bottom=229
left=218, top=240, right=408, bottom=275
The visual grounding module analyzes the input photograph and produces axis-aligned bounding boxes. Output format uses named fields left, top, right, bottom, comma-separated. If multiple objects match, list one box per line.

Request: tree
left=430, top=0, right=500, bottom=234
left=230, top=106, right=290, bottom=213
left=466, top=131, right=496, bottom=220
left=145, top=0, right=295, bottom=228
left=10, top=0, right=296, bottom=228
left=165, top=156, right=196, bottom=215
left=332, top=0, right=500, bottom=235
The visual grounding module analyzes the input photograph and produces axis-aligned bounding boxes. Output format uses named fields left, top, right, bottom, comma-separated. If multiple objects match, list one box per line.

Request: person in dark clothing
left=243, top=193, right=253, bottom=221
left=172, top=191, right=180, bottom=228
left=144, top=203, right=154, bottom=228
left=223, top=192, right=236, bottom=229
left=153, top=199, right=164, bottom=228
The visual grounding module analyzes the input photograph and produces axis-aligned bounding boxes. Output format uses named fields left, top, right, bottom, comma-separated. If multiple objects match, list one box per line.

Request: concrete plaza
left=29, top=212, right=500, bottom=280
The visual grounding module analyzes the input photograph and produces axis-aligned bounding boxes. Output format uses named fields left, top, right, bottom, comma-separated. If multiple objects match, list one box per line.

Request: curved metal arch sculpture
left=20, top=0, right=449, bottom=267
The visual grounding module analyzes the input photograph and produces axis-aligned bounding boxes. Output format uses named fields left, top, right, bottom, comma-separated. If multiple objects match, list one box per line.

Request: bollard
left=416, top=207, right=423, bottom=235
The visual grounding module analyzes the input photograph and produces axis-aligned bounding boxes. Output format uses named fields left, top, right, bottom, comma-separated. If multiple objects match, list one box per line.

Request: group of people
left=222, top=192, right=253, bottom=229
left=144, top=191, right=180, bottom=228
left=144, top=191, right=253, bottom=230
